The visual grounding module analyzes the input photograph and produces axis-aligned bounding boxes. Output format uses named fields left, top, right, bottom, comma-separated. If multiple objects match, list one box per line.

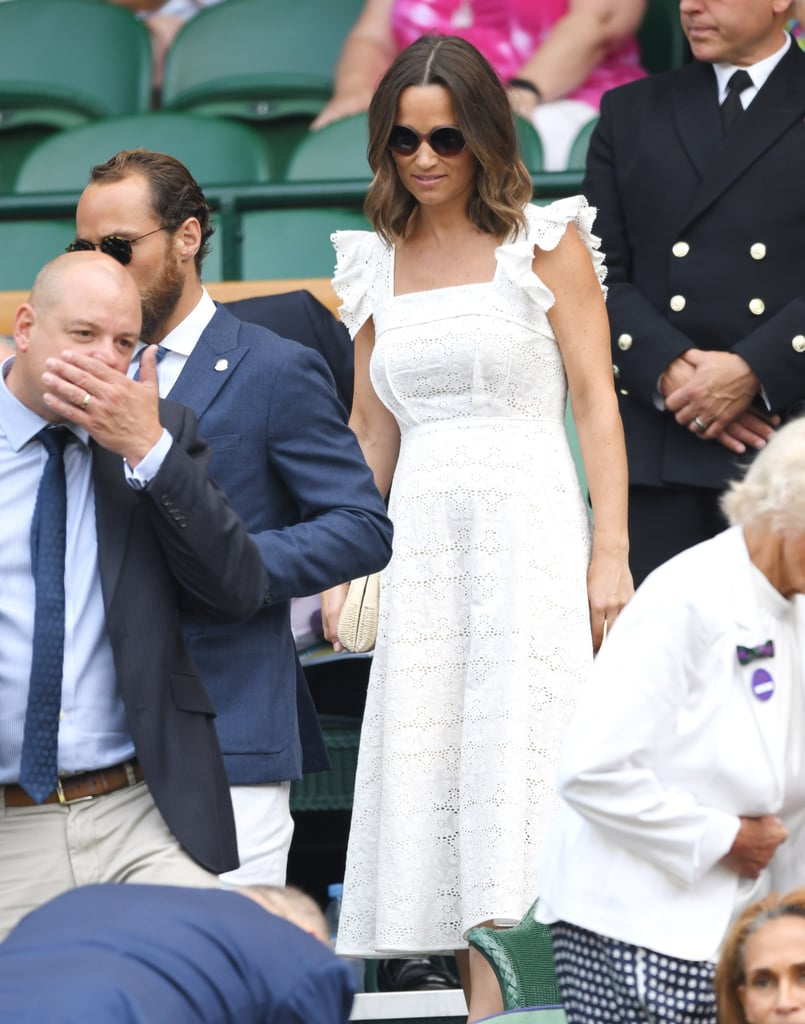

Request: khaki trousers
left=0, top=780, right=219, bottom=940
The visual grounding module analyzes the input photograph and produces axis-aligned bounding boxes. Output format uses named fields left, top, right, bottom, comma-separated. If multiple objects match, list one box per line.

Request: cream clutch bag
left=337, top=572, right=381, bottom=653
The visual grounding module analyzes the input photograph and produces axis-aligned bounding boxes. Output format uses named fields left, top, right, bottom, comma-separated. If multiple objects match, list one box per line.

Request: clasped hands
left=721, top=814, right=787, bottom=880
left=661, top=348, right=779, bottom=453
left=41, top=345, right=163, bottom=468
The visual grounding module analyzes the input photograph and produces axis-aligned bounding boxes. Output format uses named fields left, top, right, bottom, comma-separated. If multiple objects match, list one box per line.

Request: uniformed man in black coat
left=583, top=0, right=805, bottom=584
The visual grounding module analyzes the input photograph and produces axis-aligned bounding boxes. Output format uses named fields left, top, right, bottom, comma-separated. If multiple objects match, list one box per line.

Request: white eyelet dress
left=332, top=197, right=606, bottom=956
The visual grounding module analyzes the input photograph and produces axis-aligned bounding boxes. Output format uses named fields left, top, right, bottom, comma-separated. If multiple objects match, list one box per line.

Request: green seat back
left=468, top=900, right=562, bottom=1011
left=162, top=0, right=365, bottom=122
left=0, top=127, right=54, bottom=194
left=566, top=117, right=599, bottom=171
left=240, top=207, right=370, bottom=280
left=12, top=113, right=274, bottom=193
left=0, top=0, right=152, bottom=127
left=638, top=0, right=691, bottom=73
left=515, top=116, right=543, bottom=174
left=284, top=115, right=371, bottom=183
left=0, top=0, right=153, bottom=191
left=0, top=219, right=75, bottom=291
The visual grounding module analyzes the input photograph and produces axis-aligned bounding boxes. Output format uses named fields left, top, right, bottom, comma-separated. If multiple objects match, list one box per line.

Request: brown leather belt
left=3, top=759, right=144, bottom=807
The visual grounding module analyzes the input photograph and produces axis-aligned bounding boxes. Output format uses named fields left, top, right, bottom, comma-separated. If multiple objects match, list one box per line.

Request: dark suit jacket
left=170, top=303, right=392, bottom=785
left=0, top=885, right=355, bottom=1024
left=225, top=290, right=354, bottom=411
left=583, top=37, right=805, bottom=490
left=92, top=400, right=267, bottom=872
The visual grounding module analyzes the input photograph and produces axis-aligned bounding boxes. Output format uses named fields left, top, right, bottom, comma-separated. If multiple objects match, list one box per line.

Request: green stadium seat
left=638, top=0, right=691, bottom=73
left=0, top=0, right=152, bottom=191
left=515, top=116, right=544, bottom=174
left=12, top=112, right=274, bottom=193
left=468, top=901, right=563, bottom=1012
left=161, top=0, right=367, bottom=178
left=240, top=207, right=370, bottom=280
left=284, top=115, right=371, bottom=183
left=566, top=118, right=599, bottom=172
left=162, top=0, right=365, bottom=123
left=0, top=219, right=74, bottom=292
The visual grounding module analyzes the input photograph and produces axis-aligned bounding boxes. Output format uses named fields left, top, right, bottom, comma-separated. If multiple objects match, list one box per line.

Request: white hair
left=721, top=416, right=805, bottom=532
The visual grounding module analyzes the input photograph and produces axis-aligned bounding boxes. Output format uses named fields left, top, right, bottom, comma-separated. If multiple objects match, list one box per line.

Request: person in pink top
left=312, top=0, right=647, bottom=169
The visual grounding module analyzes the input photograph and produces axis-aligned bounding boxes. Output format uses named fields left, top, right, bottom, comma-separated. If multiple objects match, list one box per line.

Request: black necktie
left=720, top=69, right=752, bottom=133
left=18, top=426, right=70, bottom=803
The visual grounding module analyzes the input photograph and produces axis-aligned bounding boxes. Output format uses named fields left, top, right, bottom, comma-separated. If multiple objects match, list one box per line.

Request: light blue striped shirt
left=0, top=357, right=136, bottom=782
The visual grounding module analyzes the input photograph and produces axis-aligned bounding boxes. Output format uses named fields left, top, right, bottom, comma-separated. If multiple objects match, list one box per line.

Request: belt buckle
left=56, top=777, right=94, bottom=805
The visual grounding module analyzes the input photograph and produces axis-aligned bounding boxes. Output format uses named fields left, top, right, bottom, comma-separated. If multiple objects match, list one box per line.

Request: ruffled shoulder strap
left=495, top=196, right=607, bottom=310
left=331, top=229, right=391, bottom=338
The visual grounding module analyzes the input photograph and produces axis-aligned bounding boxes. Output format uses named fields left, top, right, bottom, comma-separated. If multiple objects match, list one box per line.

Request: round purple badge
left=751, top=668, right=775, bottom=702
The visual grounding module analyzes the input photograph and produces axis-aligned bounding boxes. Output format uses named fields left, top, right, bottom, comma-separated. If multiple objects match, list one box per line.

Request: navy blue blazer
left=583, top=38, right=805, bottom=490
left=225, top=290, right=354, bottom=412
left=171, top=300, right=392, bottom=785
left=0, top=885, right=355, bottom=1024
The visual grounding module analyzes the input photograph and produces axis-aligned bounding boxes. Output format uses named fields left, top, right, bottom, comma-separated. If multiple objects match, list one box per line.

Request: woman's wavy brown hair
left=715, top=888, right=805, bottom=1024
left=365, top=34, right=533, bottom=244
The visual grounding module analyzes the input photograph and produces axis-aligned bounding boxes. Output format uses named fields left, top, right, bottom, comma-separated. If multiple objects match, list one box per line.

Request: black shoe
left=377, top=955, right=461, bottom=991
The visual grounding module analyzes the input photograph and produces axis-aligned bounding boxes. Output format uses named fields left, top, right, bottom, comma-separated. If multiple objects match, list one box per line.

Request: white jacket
left=537, top=526, right=805, bottom=961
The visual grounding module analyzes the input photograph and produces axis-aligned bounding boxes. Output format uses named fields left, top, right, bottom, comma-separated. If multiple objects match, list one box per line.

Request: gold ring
left=80, top=392, right=92, bottom=410
left=693, top=416, right=708, bottom=434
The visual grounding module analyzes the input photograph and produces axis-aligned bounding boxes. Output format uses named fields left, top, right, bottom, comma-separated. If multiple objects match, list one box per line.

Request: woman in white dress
left=321, top=34, right=632, bottom=1021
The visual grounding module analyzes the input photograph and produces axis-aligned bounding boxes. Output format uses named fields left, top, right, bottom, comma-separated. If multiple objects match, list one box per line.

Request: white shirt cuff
left=125, top=428, right=173, bottom=489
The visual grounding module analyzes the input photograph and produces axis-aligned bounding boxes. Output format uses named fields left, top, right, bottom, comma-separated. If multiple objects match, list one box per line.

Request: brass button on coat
left=792, top=335, right=805, bottom=353
left=617, top=333, right=633, bottom=351
left=672, top=241, right=690, bottom=258
left=749, top=242, right=767, bottom=260
left=669, top=295, right=686, bottom=312
left=748, top=298, right=765, bottom=316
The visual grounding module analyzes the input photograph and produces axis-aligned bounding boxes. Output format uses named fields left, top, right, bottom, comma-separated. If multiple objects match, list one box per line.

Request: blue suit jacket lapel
left=168, top=306, right=249, bottom=419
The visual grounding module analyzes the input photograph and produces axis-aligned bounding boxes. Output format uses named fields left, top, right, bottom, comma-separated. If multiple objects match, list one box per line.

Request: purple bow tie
left=736, top=641, right=775, bottom=665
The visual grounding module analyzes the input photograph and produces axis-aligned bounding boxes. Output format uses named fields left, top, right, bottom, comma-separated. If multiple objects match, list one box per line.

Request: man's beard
left=140, top=255, right=185, bottom=344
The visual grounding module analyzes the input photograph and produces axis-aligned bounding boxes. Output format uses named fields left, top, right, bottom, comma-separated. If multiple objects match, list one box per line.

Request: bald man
left=0, top=252, right=267, bottom=938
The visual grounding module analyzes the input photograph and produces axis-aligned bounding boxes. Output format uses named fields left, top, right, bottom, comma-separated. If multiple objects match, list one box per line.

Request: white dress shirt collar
left=713, top=31, right=791, bottom=105
left=151, top=287, right=216, bottom=359
left=131, top=288, right=217, bottom=398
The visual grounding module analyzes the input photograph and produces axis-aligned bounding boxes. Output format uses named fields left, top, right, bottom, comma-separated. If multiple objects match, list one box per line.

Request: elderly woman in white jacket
left=537, top=416, right=805, bottom=1024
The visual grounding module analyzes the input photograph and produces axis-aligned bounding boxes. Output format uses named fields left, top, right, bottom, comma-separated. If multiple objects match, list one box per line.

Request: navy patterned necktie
left=721, top=69, right=752, bottom=133
left=132, top=344, right=168, bottom=382
left=18, top=426, right=70, bottom=803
